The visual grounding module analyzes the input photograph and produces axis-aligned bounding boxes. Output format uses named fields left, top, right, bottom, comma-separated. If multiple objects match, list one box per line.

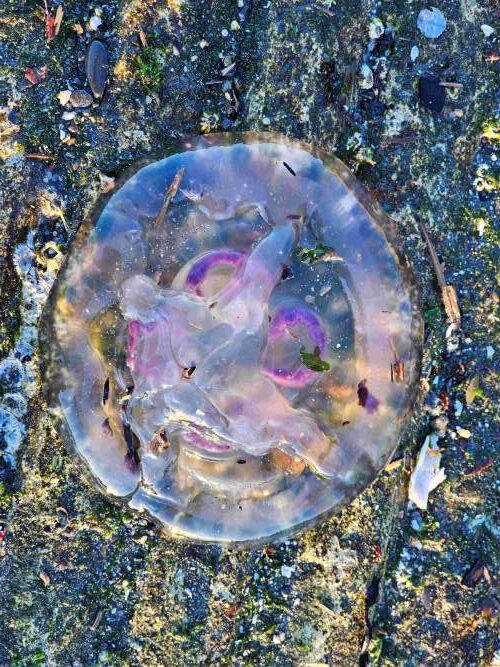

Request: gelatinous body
left=40, top=134, right=422, bottom=545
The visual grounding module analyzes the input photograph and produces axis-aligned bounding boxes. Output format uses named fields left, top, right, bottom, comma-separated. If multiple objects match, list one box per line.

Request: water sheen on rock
left=40, top=133, right=422, bottom=545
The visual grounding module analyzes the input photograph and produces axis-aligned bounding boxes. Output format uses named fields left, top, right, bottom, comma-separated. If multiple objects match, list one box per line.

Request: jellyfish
left=40, top=133, right=422, bottom=545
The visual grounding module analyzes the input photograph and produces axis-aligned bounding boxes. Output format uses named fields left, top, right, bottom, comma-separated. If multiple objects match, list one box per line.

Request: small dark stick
left=102, top=377, right=110, bottom=404
left=153, top=168, right=185, bottom=227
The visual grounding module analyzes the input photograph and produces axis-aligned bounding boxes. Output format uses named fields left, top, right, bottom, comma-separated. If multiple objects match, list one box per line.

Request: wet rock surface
left=0, top=0, right=498, bottom=665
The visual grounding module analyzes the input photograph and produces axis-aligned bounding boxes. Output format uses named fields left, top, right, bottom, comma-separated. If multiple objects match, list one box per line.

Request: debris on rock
left=408, top=434, right=446, bottom=510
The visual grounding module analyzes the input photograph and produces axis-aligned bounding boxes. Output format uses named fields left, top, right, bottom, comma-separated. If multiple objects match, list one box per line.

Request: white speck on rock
left=410, top=45, right=419, bottom=61
left=480, top=24, right=495, bottom=37
left=417, top=7, right=446, bottom=39
left=281, top=564, right=295, bottom=578
left=89, top=15, right=102, bottom=31
left=359, top=63, right=374, bottom=89
left=368, top=19, right=384, bottom=40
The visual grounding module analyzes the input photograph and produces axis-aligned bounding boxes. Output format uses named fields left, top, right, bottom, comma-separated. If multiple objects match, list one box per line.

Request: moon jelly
left=40, top=134, right=422, bottom=545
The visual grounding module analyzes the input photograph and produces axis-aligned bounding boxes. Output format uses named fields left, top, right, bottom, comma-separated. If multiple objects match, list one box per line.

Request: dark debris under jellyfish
left=40, top=133, right=423, bottom=545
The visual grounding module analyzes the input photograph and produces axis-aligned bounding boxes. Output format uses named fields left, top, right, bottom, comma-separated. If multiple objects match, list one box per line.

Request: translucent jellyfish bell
left=40, top=133, right=422, bottom=545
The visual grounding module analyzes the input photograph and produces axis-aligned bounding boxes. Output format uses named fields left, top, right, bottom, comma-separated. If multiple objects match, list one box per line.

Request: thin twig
left=417, top=217, right=446, bottom=288
left=418, top=217, right=461, bottom=326
left=153, top=168, right=184, bottom=227
left=312, top=4, right=335, bottom=17
left=382, top=133, right=419, bottom=146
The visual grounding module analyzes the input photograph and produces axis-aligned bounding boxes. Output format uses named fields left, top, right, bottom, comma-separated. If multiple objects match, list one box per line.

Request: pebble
left=368, top=19, right=384, bottom=40
left=86, top=40, right=109, bottom=98
left=480, top=24, right=495, bottom=37
left=221, top=28, right=229, bottom=37
left=419, top=73, right=446, bottom=112
left=69, top=90, right=93, bottom=108
left=262, top=116, right=271, bottom=126
left=89, top=15, right=102, bottom=31
left=410, top=45, right=419, bottom=62
left=359, top=63, right=374, bottom=89
left=417, top=7, right=446, bottom=39
left=411, top=512, right=423, bottom=531
left=486, top=345, right=494, bottom=359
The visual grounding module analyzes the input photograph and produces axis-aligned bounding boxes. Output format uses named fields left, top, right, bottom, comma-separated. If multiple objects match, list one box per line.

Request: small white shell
left=481, top=24, right=495, bottom=37
left=417, top=7, right=446, bottom=39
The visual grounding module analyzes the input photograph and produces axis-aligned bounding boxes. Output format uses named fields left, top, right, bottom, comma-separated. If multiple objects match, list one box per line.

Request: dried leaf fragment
left=43, top=0, right=56, bottom=41
left=462, top=559, right=491, bottom=589
left=465, top=375, right=480, bottom=405
left=24, top=66, right=48, bottom=86
left=54, top=5, right=64, bottom=36
left=39, top=570, right=50, bottom=586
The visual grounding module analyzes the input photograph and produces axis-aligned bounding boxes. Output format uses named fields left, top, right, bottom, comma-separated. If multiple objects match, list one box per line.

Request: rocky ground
left=0, top=0, right=498, bottom=665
